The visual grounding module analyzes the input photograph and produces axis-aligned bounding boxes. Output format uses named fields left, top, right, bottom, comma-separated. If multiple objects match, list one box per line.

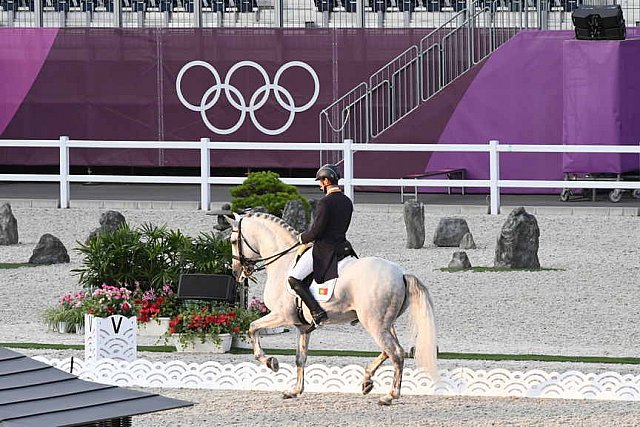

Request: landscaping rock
left=433, top=217, right=470, bottom=247
left=0, top=203, right=18, bottom=245
left=494, top=207, right=540, bottom=269
left=86, top=210, right=126, bottom=242
left=459, top=232, right=477, bottom=250
left=282, top=200, right=308, bottom=232
left=448, top=251, right=472, bottom=270
left=214, top=203, right=233, bottom=231
left=403, top=200, right=425, bottom=249
left=28, top=234, right=70, bottom=264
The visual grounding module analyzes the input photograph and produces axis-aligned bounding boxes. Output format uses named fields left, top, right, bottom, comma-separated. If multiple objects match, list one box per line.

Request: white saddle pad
left=287, top=256, right=356, bottom=302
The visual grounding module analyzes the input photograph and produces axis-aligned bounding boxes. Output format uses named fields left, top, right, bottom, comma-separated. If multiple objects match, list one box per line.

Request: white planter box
left=138, top=317, right=171, bottom=337
left=171, top=333, right=232, bottom=353
left=85, top=314, right=137, bottom=362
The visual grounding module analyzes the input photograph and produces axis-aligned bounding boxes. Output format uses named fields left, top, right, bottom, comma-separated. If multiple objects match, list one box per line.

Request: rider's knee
left=288, top=276, right=304, bottom=291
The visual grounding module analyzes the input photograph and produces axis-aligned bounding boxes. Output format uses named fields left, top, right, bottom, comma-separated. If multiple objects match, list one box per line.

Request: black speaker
left=177, top=273, right=237, bottom=303
left=572, top=4, right=625, bottom=40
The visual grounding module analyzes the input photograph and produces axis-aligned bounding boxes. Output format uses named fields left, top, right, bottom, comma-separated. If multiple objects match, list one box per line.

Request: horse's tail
left=403, top=274, right=439, bottom=380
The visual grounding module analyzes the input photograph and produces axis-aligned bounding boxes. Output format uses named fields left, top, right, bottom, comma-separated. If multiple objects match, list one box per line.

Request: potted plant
left=167, top=303, right=241, bottom=353
left=135, top=284, right=177, bottom=337
left=83, top=284, right=137, bottom=362
left=43, top=291, right=86, bottom=334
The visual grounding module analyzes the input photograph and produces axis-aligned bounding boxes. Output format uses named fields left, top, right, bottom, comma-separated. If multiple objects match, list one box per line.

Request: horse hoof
left=362, top=380, right=374, bottom=395
left=377, top=396, right=393, bottom=406
left=267, top=357, right=280, bottom=372
left=283, top=392, right=297, bottom=399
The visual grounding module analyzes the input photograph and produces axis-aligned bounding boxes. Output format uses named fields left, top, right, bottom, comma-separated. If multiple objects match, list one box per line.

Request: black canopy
left=0, top=347, right=193, bottom=427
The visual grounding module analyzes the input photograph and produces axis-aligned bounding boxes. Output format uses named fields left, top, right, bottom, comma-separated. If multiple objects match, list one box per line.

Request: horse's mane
left=245, top=212, right=299, bottom=237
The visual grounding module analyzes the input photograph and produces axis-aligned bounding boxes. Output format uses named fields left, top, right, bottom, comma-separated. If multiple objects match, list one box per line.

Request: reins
left=233, top=216, right=301, bottom=276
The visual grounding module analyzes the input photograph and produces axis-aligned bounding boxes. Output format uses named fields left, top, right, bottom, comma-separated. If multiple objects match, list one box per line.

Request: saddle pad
left=286, top=256, right=356, bottom=302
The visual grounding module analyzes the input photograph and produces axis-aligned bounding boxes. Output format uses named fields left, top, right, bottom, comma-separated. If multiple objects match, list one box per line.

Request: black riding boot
left=288, top=276, right=328, bottom=326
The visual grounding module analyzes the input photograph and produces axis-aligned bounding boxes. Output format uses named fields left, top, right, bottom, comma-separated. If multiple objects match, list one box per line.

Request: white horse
left=228, top=212, right=438, bottom=405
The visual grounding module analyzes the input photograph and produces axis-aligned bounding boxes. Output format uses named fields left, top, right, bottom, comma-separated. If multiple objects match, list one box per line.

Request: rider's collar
left=326, top=186, right=342, bottom=195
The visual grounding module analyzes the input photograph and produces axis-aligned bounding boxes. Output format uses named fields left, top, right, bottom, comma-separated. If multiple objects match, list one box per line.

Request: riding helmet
left=315, top=164, right=340, bottom=184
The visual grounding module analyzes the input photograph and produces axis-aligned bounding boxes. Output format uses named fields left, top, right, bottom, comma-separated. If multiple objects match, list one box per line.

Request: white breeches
left=288, top=249, right=313, bottom=281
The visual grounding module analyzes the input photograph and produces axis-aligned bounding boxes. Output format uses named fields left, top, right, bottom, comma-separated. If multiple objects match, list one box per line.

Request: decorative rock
left=459, top=232, right=477, bottom=250
left=403, top=200, right=425, bottom=249
left=214, top=203, right=233, bottom=231
left=448, top=251, right=471, bottom=270
left=433, top=217, right=470, bottom=247
left=87, top=210, right=126, bottom=242
left=282, top=200, right=308, bottom=232
left=28, top=233, right=70, bottom=264
left=494, top=207, right=540, bottom=269
left=100, top=210, right=126, bottom=231
left=0, top=203, right=18, bottom=245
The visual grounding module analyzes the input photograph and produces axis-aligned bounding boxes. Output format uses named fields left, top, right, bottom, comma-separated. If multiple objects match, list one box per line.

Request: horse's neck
left=247, top=219, right=296, bottom=298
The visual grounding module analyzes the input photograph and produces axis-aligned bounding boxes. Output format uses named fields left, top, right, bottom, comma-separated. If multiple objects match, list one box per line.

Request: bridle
left=231, top=217, right=301, bottom=278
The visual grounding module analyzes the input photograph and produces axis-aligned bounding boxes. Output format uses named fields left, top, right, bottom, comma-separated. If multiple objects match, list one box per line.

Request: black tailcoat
left=300, top=191, right=353, bottom=283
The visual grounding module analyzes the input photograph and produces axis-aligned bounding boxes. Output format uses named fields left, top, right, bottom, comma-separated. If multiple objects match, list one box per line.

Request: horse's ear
left=233, top=213, right=242, bottom=221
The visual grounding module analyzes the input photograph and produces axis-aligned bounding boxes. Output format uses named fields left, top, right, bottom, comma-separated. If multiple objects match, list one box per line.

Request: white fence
left=1, top=137, right=639, bottom=215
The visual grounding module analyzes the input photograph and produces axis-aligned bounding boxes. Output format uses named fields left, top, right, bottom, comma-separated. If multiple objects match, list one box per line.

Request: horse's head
left=227, top=213, right=259, bottom=282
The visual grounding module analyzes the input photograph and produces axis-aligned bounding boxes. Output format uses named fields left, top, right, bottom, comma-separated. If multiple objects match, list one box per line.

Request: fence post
left=200, top=138, right=211, bottom=211
left=343, top=139, right=354, bottom=202
left=59, top=136, right=69, bottom=209
left=489, top=139, right=500, bottom=215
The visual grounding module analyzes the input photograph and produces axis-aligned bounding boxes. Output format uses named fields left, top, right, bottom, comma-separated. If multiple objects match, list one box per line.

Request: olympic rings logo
left=176, top=60, right=320, bottom=136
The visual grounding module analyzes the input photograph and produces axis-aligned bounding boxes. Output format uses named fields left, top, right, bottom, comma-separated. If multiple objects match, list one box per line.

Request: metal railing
left=319, top=0, right=521, bottom=163
left=1, top=137, right=639, bottom=214
left=1, top=0, right=635, bottom=28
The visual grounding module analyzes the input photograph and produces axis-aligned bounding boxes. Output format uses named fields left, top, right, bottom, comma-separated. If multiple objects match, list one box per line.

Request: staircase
left=319, top=0, right=524, bottom=164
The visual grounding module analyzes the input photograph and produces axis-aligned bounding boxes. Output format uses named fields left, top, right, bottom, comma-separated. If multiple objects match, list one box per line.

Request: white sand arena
left=1, top=203, right=639, bottom=425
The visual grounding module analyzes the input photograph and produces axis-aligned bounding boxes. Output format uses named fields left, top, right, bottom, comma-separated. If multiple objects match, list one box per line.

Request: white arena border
left=33, top=357, right=640, bottom=401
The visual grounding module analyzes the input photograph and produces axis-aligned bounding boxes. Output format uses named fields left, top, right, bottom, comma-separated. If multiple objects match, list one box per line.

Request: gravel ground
left=2, top=204, right=640, bottom=426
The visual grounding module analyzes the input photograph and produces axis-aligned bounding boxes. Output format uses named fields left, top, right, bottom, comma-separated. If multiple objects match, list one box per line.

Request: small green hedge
left=230, top=171, right=310, bottom=218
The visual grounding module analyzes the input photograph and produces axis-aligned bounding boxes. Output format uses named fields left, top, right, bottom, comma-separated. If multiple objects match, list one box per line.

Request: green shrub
left=230, top=171, right=310, bottom=218
left=73, top=223, right=231, bottom=292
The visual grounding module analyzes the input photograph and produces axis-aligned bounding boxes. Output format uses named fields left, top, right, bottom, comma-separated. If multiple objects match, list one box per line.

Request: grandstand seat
left=314, top=0, right=335, bottom=12
left=369, top=0, right=389, bottom=12
left=451, top=0, right=464, bottom=11
left=343, top=0, right=355, bottom=11
left=398, top=0, right=416, bottom=12
left=235, top=0, right=257, bottom=12
left=562, top=0, right=579, bottom=11
left=54, top=0, right=69, bottom=11
left=1, top=0, right=17, bottom=10
left=81, top=0, right=94, bottom=11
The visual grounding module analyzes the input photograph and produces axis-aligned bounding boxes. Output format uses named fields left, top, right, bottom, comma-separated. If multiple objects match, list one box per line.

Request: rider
left=287, top=164, right=354, bottom=327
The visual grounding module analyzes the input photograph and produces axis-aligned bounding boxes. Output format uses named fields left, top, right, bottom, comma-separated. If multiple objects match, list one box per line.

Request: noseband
left=232, top=217, right=301, bottom=278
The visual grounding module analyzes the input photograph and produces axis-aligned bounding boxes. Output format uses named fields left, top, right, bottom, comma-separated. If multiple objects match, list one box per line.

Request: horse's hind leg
left=362, top=352, right=387, bottom=395
left=283, top=331, right=310, bottom=399
left=374, top=328, right=404, bottom=406
left=362, top=326, right=398, bottom=395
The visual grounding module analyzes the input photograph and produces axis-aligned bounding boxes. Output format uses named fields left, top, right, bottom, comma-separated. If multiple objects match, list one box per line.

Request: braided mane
left=245, top=211, right=299, bottom=237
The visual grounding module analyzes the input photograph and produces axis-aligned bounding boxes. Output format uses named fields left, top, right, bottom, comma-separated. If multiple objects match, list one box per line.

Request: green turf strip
left=0, top=263, right=38, bottom=269
left=2, top=342, right=639, bottom=365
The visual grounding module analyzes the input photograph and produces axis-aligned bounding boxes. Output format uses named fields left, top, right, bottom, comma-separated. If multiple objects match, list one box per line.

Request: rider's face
left=318, top=178, right=330, bottom=193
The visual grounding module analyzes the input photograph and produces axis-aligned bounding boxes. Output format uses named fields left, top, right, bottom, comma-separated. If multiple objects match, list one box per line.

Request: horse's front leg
left=283, top=330, right=310, bottom=399
left=248, top=313, right=285, bottom=372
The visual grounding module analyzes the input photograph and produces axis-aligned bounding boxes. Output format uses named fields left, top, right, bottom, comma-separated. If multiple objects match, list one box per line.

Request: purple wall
left=0, top=28, right=432, bottom=170
left=563, top=39, right=640, bottom=174
left=2, top=28, right=639, bottom=189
